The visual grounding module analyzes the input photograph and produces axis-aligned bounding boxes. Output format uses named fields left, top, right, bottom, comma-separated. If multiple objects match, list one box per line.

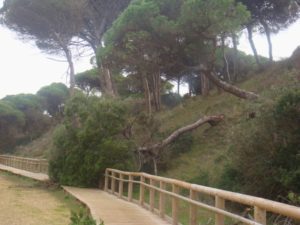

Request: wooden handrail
left=0, top=155, right=49, bottom=174
left=104, top=168, right=300, bottom=225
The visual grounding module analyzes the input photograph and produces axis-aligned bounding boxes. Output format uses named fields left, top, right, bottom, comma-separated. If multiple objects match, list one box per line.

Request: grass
left=10, top=59, right=300, bottom=223
left=154, top=62, right=300, bottom=189
left=0, top=171, right=85, bottom=225
left=14, top=126, right=56, bottom=159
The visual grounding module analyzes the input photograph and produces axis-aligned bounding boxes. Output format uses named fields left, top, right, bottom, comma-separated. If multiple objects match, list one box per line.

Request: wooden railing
left=0, top=155, right=48, bottom=174
left=104, top=168, right=300, bottom=225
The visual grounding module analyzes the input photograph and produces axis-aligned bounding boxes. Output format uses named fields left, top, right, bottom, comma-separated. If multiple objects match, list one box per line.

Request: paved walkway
left=63, top=186, right=171, bottom=225
left=0, top=164, right=49, bottom=181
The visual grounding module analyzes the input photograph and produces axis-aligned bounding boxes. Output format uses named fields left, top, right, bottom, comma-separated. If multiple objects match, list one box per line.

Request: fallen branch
left=138, top=114, right=225, bottom=154
left=204, top=71, right=259, bottom=100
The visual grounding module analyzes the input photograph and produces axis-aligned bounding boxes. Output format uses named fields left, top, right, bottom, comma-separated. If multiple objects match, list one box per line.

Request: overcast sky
left=0, top=0, right=299, bottom=99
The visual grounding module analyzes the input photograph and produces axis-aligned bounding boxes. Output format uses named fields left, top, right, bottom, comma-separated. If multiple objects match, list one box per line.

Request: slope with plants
left=155, top=58, right=300, bottom=200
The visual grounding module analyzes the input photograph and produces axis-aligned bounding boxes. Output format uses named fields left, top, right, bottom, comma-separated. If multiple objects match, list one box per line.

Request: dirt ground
left=0, top=172, right=71, bottom=225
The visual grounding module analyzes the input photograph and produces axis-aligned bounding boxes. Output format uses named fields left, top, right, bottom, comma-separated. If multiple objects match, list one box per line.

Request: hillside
left=154, top=58, right=299, bottom=189
left=13, top=56, right=299, bottom=190
left=14, top=127, right=55, bottom=159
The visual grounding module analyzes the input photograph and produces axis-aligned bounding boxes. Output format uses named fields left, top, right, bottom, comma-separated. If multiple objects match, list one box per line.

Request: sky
left=0, top=0, right=299, bottom=99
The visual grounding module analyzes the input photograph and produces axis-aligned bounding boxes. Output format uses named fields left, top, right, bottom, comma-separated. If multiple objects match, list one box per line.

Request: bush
left=161, top=93, right=182, bottom=108
left=49, top=94, right=134, bottom=187
left=222, top=89, right=300, bottom=199
left=69, top=210, right=101, bottom=225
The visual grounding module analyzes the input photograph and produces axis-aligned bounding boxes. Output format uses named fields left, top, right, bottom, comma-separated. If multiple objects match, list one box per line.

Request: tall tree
left=238, top=0, right=299, bottom=62
left=37, top=83, right=69, bottom=119
left=178, top=0, right=259, bottom=99
left=75, top=69, right=101, bottom=96
left=102, top=0, right=183, bottom=114
left=3, top=94, right=51, bottom=140
left=2, top=0, right=85, bottom=94
left=77, top=0, right=132, bottom=97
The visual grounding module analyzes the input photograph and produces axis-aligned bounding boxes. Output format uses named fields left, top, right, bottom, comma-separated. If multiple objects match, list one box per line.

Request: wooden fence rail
left=0, top=155, right=48, bottom=174
left=104, top=168, right=300, bottom=225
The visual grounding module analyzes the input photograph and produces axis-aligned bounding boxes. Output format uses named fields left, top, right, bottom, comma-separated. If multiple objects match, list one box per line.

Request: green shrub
left=49, top=94, right=134, bottom=187
left=168, top=133, right=194, bottom=156
left=222, top=89, right=300, bottom=199
left=69, top=210, right=101, bottom=225
left=161, top=93, right=182, bottom=108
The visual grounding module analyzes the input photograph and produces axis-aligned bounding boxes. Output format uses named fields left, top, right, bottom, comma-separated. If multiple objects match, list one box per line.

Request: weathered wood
left=128, top=175, right=133, bottom=202
left=254, top=206, right=266, bottom=225
left=111, top=172, right=116, bottom=194
left=138, top=115, right=224, bottom=153
left=0, top=155, right=48, bottom=174
left=140, top=176, right=145, bottom=206
left=104, top=170, right=109, bottom=192
left=104, top=168, right=300, bottom=224
left=172, top=184, right=179, bottom=225
left=159, top=181, right=166, bottom=218
left=150, top=179, right=155, bottom=212
left=189, top=189, right=197, bottom=225
left=215, top=196, right=225, bottom=225
left=204, top=71, right=259, bottom=100
left=119, top=174, right=124, bottom=198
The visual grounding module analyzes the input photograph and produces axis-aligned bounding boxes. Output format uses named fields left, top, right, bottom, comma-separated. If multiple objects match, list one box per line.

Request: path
left=63, top=186, right=171, bottom=225
left=0, top=164, right=170, bottom=225
left=0, top=164, right=49, bottom=181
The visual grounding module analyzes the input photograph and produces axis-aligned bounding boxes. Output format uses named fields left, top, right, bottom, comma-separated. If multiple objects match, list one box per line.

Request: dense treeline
left=0, top=83, right=68, bottom=152
left=221, top=87, right=300, bottom=201
left=0, top=0, right=300, bottom=207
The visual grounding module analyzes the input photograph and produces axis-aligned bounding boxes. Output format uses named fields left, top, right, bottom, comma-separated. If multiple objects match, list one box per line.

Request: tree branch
left=138, top=114, right=225, bottom=154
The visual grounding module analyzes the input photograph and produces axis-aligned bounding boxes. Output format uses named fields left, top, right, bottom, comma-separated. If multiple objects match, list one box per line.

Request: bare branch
left=138, top=114, right=225, bottom=154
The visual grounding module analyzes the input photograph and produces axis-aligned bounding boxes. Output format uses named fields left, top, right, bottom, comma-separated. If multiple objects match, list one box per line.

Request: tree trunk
left=64, top=48, right=75, bottom=96
left=142, top=75, right=152, bottom=117
left=221, top=35, right=231, bottom=83
left=260, top=19, right=273, bottom=62
left=96, top=54, right=118, bottom=98
left=138, top=115, right=224, bottom=154
left=203, top=70, right=259, bottom=100
left=246, top=25, right=261, bottom=68
left=232, top=33, right=238, bottom=80
left=200, top=72, right=210, bottom=96
left=177, top=77, right=180, bottom=95
left=232, top=33, right=239, bottom=82
left=152, top=72, right=161, bottom=111
left=102, top=67, right=117, bottom=97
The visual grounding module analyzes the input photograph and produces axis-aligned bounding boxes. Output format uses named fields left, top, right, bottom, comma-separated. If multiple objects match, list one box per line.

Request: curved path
left=63, top=186, right=171, bottom=225
left=0, top=164, right=49, bottom=181
left=0, top=164, right=170, bottom=225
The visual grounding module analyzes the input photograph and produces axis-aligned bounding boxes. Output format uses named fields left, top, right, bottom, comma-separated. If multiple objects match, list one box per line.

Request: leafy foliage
left=69, top=210, right=100, bottom=225
left=224, top=89, right=300, bottom=198
left=0, top=94, right=52, bottom=152
left=37, top=83, right=69, bottom=118
left=49, top=94, right=134, bottom=187
left=75, top=69, right=101, bottom=95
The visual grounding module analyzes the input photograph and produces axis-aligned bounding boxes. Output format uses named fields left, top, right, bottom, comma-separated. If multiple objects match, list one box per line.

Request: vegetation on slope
left=157, top=60, right=300, bottom=199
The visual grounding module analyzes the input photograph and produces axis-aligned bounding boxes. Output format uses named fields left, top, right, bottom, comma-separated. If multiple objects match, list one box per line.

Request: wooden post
left=172, top=184, right=179, bottom=225
left=139, top=176, right=145, bottom=206
left=150, top=179, right=155, bottom=212
left=189, top=189, right=197, bottom=225
left=215, top=196, right=225, bottom=225
left=159, top=181, right=166, bottom=218
left=39, top=160, right=42, bottom=173
left=119, top=174, right=124, bottom=198
left=104, top=170, right=109, bottom=192
left=254, top=206, right=267, bottom=225
left=128, top=175, right=133, bottom=202
left=111, top=172, right=116, bottom=194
